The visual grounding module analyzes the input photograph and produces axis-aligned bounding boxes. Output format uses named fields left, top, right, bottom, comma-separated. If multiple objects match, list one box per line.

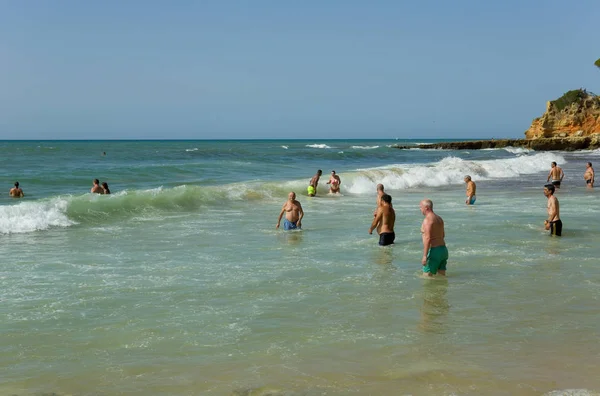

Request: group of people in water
left=91, top=179, right=111, bottom=195
left=276, top=160, right=596, bottom=277
left=277, top=172, right=449, bottom=277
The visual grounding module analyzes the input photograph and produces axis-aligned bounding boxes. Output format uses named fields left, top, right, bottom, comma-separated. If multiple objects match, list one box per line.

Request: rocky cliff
left=393, top=136, right=600, bottom=151
left=524, top=89, right=600, bottom=139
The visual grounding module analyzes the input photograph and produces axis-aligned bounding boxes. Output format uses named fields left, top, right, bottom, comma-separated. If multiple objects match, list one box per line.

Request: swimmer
left=9, top=181, right=24, bottom=198
left=102, top=182, right=111, bottom=194
left=326, top=170, right=341, bottom=194
left=584, top=162, right=594, bottom=188
left=91, top=179, right=104, bottom=194
left=544, top=184, right=562, bottom=236
left=420, top=199, right=448, bottom=277
left=307, top=169, right=322, bottom=197
left=369, top=194, right=395, bottom=246
left=547, top=162, right=564, bottom=188
left=464, top=175, right=476, bottom=205
left=276, top=191, right=304, bottom=230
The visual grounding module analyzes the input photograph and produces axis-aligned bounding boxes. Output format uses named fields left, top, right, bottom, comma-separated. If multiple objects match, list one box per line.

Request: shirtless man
left=307, top=170, right=322, bottom=197
left=369, top=194, right=395, bottom=245
left=547, top=162, right=564, bottom=188
left=464, top=175, right=476, bottom=205
left=420, top=199, right=448, bottom=277
left=584, top=162, right=594, bottom=188
left=91, top=179, right=104, bottom=194
left=9, top=181, right=24, bottom=198
left=544, top=184, right=562, bottom=236
left=326, top=170, right=341, bottom=194
left=276, top=191, right=304, bottom=230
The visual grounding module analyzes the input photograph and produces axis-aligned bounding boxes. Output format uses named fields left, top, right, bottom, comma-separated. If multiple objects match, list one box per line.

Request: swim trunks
left=586, top=179, right=592, bottom=185
left=378, top=232, right=395, bottom=246
left=423, top=245, right=449, bottom=275
left=552, top=180, right=561, bottom=187
left=307, top=185, right=316, bottom=196
left=469, top=196, right=476, bottom=205
left=549, top=219, right=562, bottom=236
left=283, top=219, right=299, bottom=230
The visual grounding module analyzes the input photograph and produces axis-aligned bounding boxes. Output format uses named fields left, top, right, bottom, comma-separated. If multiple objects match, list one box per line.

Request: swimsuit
left=549, top=219, right=562, bottom=236
left=307, top=185, right=316, bottom=195
left=551, top=180, right=561, bottom=187
left=469, top=196, right=476, bottom=205
left=586, top=179, right=592, bottom=184
left=283, top=219, right=299, bottom=230
left=423, top=245, right=449, bottom=274
left=378, top=232, right=395, bottom=246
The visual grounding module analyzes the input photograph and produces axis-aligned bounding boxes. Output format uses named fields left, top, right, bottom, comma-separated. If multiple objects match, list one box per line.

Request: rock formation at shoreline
left=393, top=136, right=600, bottom=151
left=525, top=89, right=600, bottom=139
left=394, top=89, right=600, bottom=151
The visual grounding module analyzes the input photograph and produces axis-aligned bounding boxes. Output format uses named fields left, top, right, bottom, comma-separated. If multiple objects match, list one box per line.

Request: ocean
left=1, top=139, right=599, bottom=396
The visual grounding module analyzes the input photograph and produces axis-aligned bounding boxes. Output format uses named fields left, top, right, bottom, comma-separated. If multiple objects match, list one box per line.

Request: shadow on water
left=418, top=278, right=450, bottom=335
left=278, top=230, right=304, bottom=246
left=372, top=245, right=395, bottom=266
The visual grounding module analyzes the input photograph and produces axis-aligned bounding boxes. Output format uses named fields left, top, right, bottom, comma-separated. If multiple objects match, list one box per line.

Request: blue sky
left=0, top=1, right=598, bottom=140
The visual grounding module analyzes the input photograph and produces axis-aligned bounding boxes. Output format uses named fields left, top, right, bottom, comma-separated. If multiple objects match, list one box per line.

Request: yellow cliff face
left=525, top=93, right=600, bottom=139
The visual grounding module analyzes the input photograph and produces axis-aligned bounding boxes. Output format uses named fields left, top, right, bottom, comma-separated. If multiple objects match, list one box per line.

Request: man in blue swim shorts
left=464, top=175, right=476, bottom=205
left=276, top=191, right=304, bottom=231
left=420, top=199, right=448, bottom=276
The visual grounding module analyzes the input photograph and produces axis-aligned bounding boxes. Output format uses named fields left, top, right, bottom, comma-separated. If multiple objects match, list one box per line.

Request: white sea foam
left=343, top=151, right=565, bottom=194
left=351, top=145, right=379, bottom=150
left=0, top=198, right=75, bottom=234
left=281, top=145, right=288, bottom=149
left=185, top=148, right=199, bottom=152
left=305, top=144, right=332, bottom=149
left=503, top=146, right=533, bottom=154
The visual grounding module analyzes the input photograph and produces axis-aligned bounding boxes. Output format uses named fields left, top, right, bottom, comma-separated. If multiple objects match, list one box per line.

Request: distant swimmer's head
left=376, top=183, right=384, bottom=192
left=14, top=181, right=19, bottom=188
left=381, top=194, right=392, bottom=205
left=93, top=178, right=100, bottom=185
left=317, top=169, right=322, bottom=175
left=544, top=184, right=555, bottom=195
left=331, top=170, right=336, bottom=175
left=587, top=162, right=593, bottom=168
left=551, top=161, right=557, bottom=167
left=288, top=191, right=296, bottom=200
left=464, top=175, right=471, bottom=182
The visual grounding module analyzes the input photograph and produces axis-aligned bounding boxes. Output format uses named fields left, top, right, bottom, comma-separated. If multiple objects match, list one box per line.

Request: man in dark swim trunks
left=544, top=184, right=562, bottom=236
left=369, top=194, right=395, bottom=246
left=584, top=162, right=594, bottom=188
left=547, top=162, right=564, bottom=188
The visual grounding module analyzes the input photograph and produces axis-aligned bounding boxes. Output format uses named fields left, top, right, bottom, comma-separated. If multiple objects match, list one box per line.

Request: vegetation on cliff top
left=595, top=58, right=600, bottom=69
left=550, top=89, right=593, bottom=112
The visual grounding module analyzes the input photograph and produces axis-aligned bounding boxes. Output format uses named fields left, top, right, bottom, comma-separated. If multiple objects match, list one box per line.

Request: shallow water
left=1, top=140, right=599, bottom=395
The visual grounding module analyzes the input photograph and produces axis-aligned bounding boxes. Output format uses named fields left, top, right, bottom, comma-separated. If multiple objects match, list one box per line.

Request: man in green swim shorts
left=307, top=169, right=322, bottom=197
left=420, top=199, right=448, bottom=277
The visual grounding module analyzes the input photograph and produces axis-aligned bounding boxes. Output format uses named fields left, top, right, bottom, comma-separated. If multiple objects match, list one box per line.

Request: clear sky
left=0, top=1, right=598, bottom=140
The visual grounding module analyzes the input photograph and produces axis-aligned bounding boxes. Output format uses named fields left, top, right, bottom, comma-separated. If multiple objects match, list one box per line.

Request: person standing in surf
left=9, top=181, right=24, bottom=198
left=276, top=192, right=304, bottom=230
left=547, top=162, right=564, bottom=188
left=369, top=194, right=395, bottom=245
left=307, top=170, right=322, bottom=197
left=464, top=175, right=476, bottom=205
left=544, top=184, right=562, bottom=236
left=420, top=199, right=448, bottom=277
left=91, top=179, right=104, bottom=194
left=327, top=170, right=341, bottom=194
left=584, top=162, right=594, bottom=188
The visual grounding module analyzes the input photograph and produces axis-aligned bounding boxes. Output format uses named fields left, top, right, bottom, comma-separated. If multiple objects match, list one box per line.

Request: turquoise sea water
left=1, top=140, right=600, bottom=395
